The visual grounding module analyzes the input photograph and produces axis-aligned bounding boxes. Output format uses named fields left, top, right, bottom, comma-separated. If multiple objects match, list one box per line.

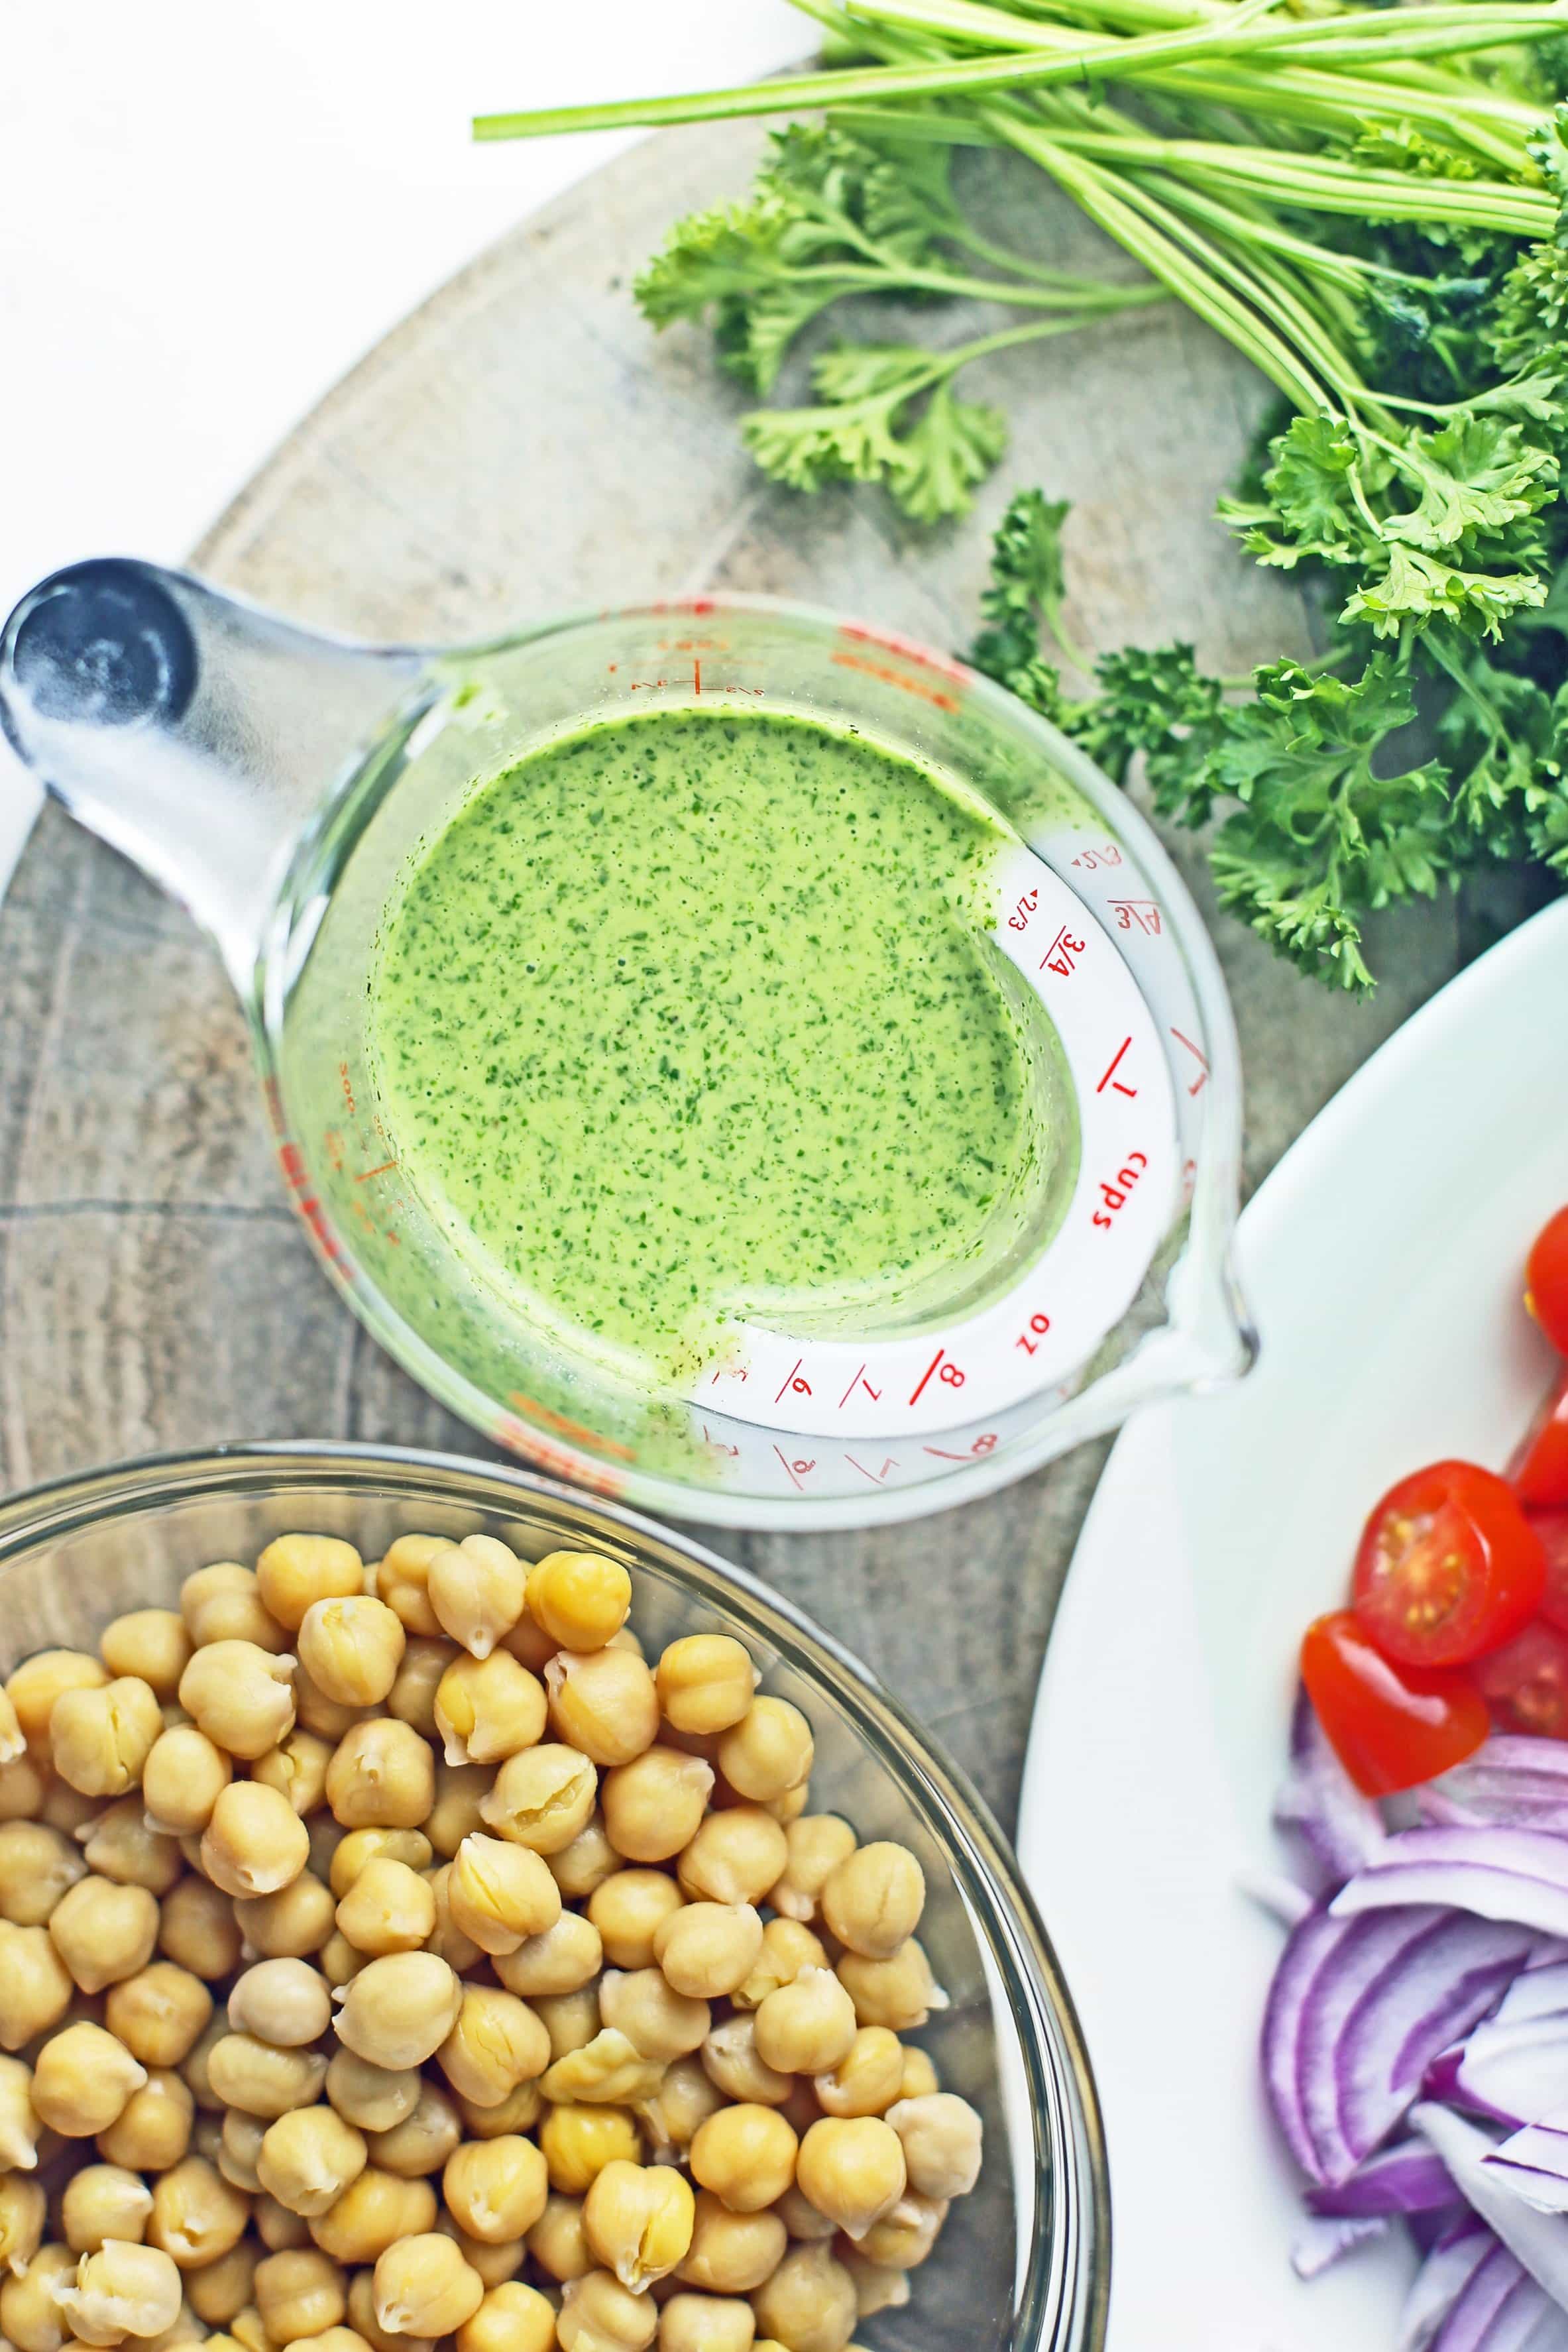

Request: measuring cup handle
left=1, top=560, right=198, bottom=744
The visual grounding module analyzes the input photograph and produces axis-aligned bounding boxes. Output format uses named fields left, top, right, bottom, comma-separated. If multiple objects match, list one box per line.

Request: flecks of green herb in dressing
left=370, top=706, right=1066, bottom=1380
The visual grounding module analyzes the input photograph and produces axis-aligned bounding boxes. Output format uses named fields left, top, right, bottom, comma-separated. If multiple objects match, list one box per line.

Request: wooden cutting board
left=0, top=119, right=1527, bottom=1828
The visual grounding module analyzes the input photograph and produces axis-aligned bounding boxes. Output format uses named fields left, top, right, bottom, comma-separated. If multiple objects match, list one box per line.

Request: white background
left=0, top=0, right=803, bottom=890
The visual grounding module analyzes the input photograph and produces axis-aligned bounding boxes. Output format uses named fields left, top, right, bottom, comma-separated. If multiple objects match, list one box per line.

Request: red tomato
left=1528, top=1206, right=1568, bottom=1355
left=1351, top=1460, right=1546, bottom=1669
left=1513, top=1374, right=1568, bottom=1510
left=1300, top=1612, right=1490, bottom=1796
left=1535, top=1510, right=1568, bottom=1634
left=1475, top=1618, right=1568, bottom=1740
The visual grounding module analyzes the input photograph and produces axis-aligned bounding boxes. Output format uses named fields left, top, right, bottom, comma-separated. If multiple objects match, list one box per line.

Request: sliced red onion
left=1333, top=1828, right=1568, bottom=1942
left=1308, top=2139, right=1456, bottom=2217
left=1263, top=1906, right=1533, bottom=2186
left=1238, top=1865, right=1316, bottom=1928
left=1484, top=2113, right=1568, bottom=2217
left=1399, top=2221, right=1500, bottom=2352
left=1277, top=1689, right=1388, bottom=1891
left=1427, top=1966, right=1568, bottom=2129
left=1292, top=2213, right=1388, bottom=2279
left=1411, top=2103, right=1568, bottom=2310
left=1420, top=1744, right=1568, bottom=1838
left=1428, top=2243, right=1561, bottom=2352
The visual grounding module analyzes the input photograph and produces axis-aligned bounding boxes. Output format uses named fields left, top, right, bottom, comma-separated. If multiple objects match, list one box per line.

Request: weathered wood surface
left=0, top=121, right=1512, bottom=1830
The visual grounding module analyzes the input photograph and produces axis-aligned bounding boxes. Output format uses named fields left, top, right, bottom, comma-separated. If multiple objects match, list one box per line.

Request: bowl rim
left=0, top=1437, right=1109, bottom=2351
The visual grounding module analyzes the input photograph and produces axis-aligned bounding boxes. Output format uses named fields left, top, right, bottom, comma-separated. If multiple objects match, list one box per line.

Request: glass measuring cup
left=0, top=560, right=1253, bottom=1527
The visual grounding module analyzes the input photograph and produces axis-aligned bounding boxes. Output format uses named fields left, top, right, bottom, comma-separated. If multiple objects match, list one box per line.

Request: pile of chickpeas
left=0, top=1531, right=984, bottom=2352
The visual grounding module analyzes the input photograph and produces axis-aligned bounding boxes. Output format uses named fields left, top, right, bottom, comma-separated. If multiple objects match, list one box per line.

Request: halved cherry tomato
left=1528, top=1205, right=1568, bottom=1355
left=1534, top=1510, right=1568, bottom=1635
left=1300, top=1611, right=1490, bottom=1795
left=1512, top=1374, right=1568, bottom=1510
left=1351, top=1460, right=1546, bottom=1669
left=1475, top=1617, right=1568, bottom=1740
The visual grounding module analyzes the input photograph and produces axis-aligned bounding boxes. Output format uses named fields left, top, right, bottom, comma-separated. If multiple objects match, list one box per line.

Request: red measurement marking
left=836, top=620, right=969, bottom=687
left=1007, top=889, right=1038, bottom=934
left=509, top=1392, right=636, bottom=1463
left=693, top=660, right=701, bottom=696
left=774, top=1359, right=812, bottom=1405
left=323, top=1127, right=346, bottom=1175
left=1172, top=1026, right=1210, bottom=1095
left=1040, top=927, right=1086, bottom=980
left=1015, top=1310, right=1052, bottom=1357
left=837, top=1365, right=883, bottom=1409
left=1072, top=842, right=1124, bottom=871
left=1108, top=897, right=1162, bottom=936
left=495, top=1414, right=626, bottom=1499
left=709, top=1364, right=749, bottom=1385
left=846, top=1455, right=899, bottom=1485
left=338, top=1062, right=357, bottom=1117
left=771, top=1447, right=816, bottom=1491
left=1096, top=1036, right=1136, bottom=1099
left=701, top=1426, right=740, bottom=1459
left=923, top=1433, right=999, bottom=1461
left=909, top=1350, right=968, bottom=1407
left=355, top=1159, right=398, bottom=1184
left=831, top=650, right=960, bottom=714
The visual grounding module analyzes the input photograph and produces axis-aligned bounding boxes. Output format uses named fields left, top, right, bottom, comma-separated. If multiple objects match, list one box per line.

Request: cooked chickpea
left=219, top=2107, right=266, bottom=2191
left=256, top=1538, right=364, bottom=1633
left=325, top=1724, right=433, bottom=1832
left=296, top=1667, right=372, bottom=1745
left=687, top=2103, right=796, bottom=2214
left=82, top=1795, right=184, bottom=1892
left=0, top=2176, right=45, bottom=2273
left=8, top=1651, right=109, bottom=1754
left=229, top=1960, right=333, bottom=2049
left=525, top=1554, right=631, bottom=1655
left=334, top=1952, right=461, bottom=2070
left=254, top=2104, right=368, bottom=2217
left=202, top=1781, right=312, bottom=1899
left=48, top=1871, right=158, bottom=1991
left=538, top=2031, right=665, bottom=2109
left=538, top=2105, right=639, bottom=2198
left=655, top=1639, right=757, bottom=1738
left=182, top=1565, right=289, bottom=1653
left=255, top=2196, right=312, bottom=2253
left=494, top=1911, right=602, bottom=1999
left=105, top=1963, right=213, bottom=2068
left=456, top=2079, right=541, bottom=2141
left=676, top=2196, right=785, bottom=2297
left=812, top=2030, right=903, bottom=2121
left=345, top=2268, right=423, bottom=2352
left=750, top=2243, right=856, bottom=2352
left=545, top=1653, right=658, bottom=1771
left=364, top=2082, right=461, bottom=2178
left=700, top=2019, right=791, bottom=2111
left=98, top=2066, right=194, bottom=2170
left=298, top=1600, right=406, bottom=1711
left=0, top=1690, right=24, bottom=1766
left=425, top=1764, right=490, bottom=1860
left=634, top=2056, right=724, bottom=2158
left=651, top=1901, right=761, bottom=2001
left=143, top=1736, right=227, bottom=1856
left=427, top=1538, right=526, bottom=1662
left=660, top=2294, right=755, bottom=2352
left=323, top=2052, right=420, bottom=2136
left=162, top=1877, right=245, bottom=1977
left=99, top=1609, right=192, bottom=1698
left=793, top=2117, right=905, bottom=2243
left=235, top=1873, right=336, bottom=1963
left=0, top=1819, right=84, bottom=1924
left=423, top=1865, right=480, bottom=1974
left=598, top=1970, right=708, bottom=2065
left=455, top=2280, right=556, bottom=2352
left=752, top=1972, right=856, bottom=2079
left=178, top=1642, right=296, bottom=1762
left=819, top=1846, right=923, bottom=1964
left=335, top=1859, right=435, bottom=1957
left=437, top=1986, right=550, bottom=2108
left=528, top=2192, right=590, bottom=2286
left=600, top=1750, right=713, bottom=1867
left=32, top=2019, right=145, bottom=2135
left=583, top=2162, right=694, bottom=2292
left=253, top=2247, right=347, bottom=2342
left=146, top=2155, right=251, bottom=2268
left=764, top=1783, right=811, bottom=1828
left=1, top=2239, right=74, bottom=2352
left=59, top=2240, right=184, bottom=2346
left=556, top=2268, right=657, bottom=2352
left=535, top=1988, right=601, bottom=2066
left=440, top=2135, right=549, bottom=2244
left=0, top=1919, right=74, bottom=2046
left=40, top=1777, right=99, bottom=1834
left=181, top=2011, right=232, bottom=2110
left=834, top=1942, right=945, bottom=2034
left=734, top=1923, right=827, bottom=2013
left=186, top=2243, right=260, bottom=2325
left=0, top=1753, right=48, bottom=1825
left=49, top=1676, right=163, bottom=1799
left=445, top=1833, right=560, bottom=1957
left=292, top=2325, right=371, bottom=2352
left=441, top=2223, right=524, bottom=2294
left=884, top=2093, right=981, bottom=2200
left=254, top=1730, right=335, bottom=1820
left=433, top=1655, right=546, bottom=1769
left=206, top=2034, right=329, bottom=2121
left=480, top=1748, right=596, bottom=1858
left=309, top=2171, right=436, bottom=2266
left=856, top=2189, right=946, bottom=2271
left=384, top=1644, right=447, bottom=1741
left=588, top=1872, right=684, bottom=1971
left=329, top=1830, right=433, bottom=1900
left=716, top=1702, right=813, bottom=1809
left=372, top=2231, right=483, bottom=2337
left=772, top=2186, right=834, bottom=2243
left=549, top=1818, right=619, bottom=1904
left=376, top=1538, right=445, bottom=1642
left=678, top=1811, right=787, bottom=1910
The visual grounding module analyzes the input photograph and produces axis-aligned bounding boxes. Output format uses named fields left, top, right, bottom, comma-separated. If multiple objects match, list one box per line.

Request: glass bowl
left=0, top=1442, right=1109, bottom=2351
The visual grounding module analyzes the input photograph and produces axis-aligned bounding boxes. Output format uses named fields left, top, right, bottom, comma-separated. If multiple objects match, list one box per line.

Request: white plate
left=1017, top=899, right=1568, bottom=2352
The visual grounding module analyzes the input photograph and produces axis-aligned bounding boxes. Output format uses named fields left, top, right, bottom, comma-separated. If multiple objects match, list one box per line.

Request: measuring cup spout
left=0, top=559, right=425, bottom=991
